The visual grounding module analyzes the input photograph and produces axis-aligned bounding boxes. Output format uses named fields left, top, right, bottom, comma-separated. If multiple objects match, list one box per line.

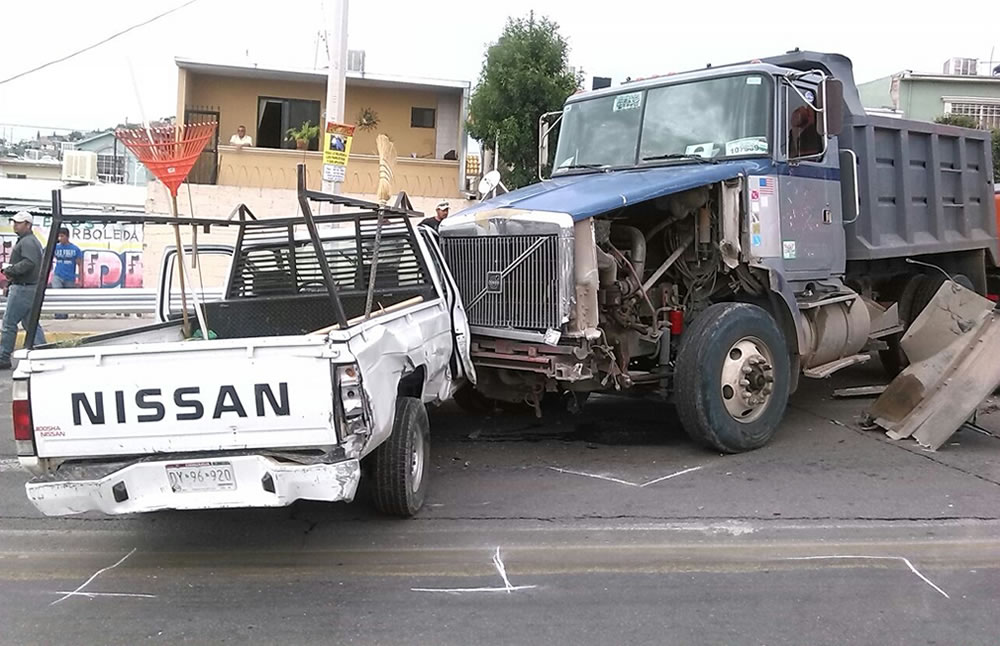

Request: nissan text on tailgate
left=12, top=173, right=474, bottom=517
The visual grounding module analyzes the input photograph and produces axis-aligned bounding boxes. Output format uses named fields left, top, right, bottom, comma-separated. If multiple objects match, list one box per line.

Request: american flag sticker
left=758, top=177, right=775, bottom=195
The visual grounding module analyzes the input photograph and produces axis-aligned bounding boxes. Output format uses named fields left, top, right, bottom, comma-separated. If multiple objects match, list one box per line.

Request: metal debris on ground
left=869, top=280, right=1000, bottom=450
left=833, top=385, right=888, bottom=399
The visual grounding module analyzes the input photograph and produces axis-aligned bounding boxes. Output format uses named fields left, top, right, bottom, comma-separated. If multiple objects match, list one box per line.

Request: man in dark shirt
left=419, top=200, right=450, bottom=231
left=0, top=212, right=47, bottom=368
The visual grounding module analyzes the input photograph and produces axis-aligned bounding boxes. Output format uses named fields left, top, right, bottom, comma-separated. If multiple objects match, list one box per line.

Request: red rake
left=116, top=123, right=217, bottom=338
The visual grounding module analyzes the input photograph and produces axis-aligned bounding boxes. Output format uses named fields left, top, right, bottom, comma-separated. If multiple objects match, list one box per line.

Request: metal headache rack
left=24, top=164, right=429, bottom=347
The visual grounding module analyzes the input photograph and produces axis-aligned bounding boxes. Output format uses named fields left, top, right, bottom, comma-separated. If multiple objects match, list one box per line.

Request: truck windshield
left=553, top=74, right=773, bottom=172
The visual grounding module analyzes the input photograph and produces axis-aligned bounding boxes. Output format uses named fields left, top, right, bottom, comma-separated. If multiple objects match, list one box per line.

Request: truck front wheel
left=372, top=397, right=430, bottom=517
left=675, top=303, right=790, bottom=453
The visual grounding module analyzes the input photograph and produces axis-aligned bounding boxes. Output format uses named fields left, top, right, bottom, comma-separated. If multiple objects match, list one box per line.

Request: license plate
left=165, top=461, right=236, bottom=493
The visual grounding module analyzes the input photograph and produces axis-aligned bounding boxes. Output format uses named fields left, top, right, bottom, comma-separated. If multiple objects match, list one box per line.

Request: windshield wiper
left=557, top=163, right=611, bottom=171
left=641, top=153, right=717, bottom=164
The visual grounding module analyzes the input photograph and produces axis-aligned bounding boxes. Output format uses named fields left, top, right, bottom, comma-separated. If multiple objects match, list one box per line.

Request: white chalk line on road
left=50, top=547, right=138, bottom=606
left=50, top=591, right=157, bottom=600
left=548, top=465, right=704, bottom=488
left=411, top=546, right=538, bottom=595
left=785, top=555, right=950, bottom=599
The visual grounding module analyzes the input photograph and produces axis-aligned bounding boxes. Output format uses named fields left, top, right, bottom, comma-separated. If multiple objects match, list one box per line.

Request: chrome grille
left=442, top=235, right=561, bottom=330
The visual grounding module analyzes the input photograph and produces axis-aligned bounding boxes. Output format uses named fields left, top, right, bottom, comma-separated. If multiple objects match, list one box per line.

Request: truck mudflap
left=25, top=454, right=360, bottom=516
left=868, top=280, right=1000, bottom=450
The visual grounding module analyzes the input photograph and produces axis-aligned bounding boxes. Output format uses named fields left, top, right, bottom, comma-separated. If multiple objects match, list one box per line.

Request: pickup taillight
left=12, top=379, right=34, bottom=456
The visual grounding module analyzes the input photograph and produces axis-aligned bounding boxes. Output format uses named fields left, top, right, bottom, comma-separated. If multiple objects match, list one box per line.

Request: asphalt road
left=1, top=361, right=999, bottom=645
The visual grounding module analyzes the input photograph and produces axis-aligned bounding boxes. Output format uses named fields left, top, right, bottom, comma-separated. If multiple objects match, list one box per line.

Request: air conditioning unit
left=62, top=150, right=98, bottom=185
left=347, top=49, right=365, bottom=74
left=943, top=57, right=978, bottom=76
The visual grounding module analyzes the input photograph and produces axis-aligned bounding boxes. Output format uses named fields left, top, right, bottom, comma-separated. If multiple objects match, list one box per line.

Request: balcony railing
left=212, top=145, right=464, bottom=197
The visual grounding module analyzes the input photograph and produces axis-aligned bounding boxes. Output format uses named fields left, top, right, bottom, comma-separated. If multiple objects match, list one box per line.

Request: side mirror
left=537, top=110, right=563, bottom=181
left=818, top=79, right=844, bottom=137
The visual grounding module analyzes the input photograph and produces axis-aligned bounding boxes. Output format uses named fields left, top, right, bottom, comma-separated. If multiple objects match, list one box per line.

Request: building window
left=257, top=97, right=321, bottom=150
left=6, top=173, right=27, bottom=179
left=411, top=107, right=436, bottom=129
left=946, top=101, right=1000, bottom=129
left=97, top=153, right=125, bottom=184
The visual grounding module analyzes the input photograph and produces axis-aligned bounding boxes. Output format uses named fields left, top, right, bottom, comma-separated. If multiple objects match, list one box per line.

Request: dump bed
left=841, top=115, right=998, bottom=262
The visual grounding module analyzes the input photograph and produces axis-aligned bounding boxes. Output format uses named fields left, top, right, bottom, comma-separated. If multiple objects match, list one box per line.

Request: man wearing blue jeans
left=0, top=212, right=46, bottom=369
left=51, top=227, right=83, bottom=319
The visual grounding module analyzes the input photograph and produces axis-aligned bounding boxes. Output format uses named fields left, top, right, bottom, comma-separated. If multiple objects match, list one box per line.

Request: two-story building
left=858, top=59, right=1000, bottom=127
left=174, top=57, right=472, bottom=204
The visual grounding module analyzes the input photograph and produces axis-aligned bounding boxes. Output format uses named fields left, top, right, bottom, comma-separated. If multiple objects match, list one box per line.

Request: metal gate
left=184, top=108, right=220, bottom=185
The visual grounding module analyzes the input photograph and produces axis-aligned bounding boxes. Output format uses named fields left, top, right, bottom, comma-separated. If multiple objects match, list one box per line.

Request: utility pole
left=322, top=0, right=349, bottom=203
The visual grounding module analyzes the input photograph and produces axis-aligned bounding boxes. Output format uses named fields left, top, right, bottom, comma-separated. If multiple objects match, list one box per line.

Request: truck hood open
left=449, top=159, right=772, bottom=223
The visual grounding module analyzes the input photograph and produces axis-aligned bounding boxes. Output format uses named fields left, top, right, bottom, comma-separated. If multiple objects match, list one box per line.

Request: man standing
left=419, top=200, right=449, bottom=231
left=51, top=227, right=83, bottom=320
left=0, top=212, right=46, bottom=368
left=229, top=125, right=253, bottom=148
left=52, top=228, right=83, bottom=289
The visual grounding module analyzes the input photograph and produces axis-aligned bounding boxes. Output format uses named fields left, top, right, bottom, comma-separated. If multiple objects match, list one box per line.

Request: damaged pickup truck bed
left=12, top=171, right=474, bottom=517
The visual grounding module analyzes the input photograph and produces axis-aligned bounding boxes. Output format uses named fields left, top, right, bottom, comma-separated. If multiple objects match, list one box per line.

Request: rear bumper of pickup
left=25, top=454, right=361, bottom=516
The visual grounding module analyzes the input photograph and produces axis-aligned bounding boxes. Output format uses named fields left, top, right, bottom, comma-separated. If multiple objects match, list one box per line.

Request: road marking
left=548, top=465, right=704, bottom=488
left=50, top=591, right=156, bottom=600
left=50, top=547, right=137, bottom=606
left=411, top=546, right=538, bottom=595
left=785, top=555, right=950, bottom=599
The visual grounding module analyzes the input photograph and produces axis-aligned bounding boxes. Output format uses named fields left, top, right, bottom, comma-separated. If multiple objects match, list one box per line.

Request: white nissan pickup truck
left=12, top=179, right=474, bottom=517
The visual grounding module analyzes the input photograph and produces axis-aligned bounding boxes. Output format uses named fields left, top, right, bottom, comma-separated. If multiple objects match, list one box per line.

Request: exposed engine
left=586, top=184, right=767, bottom=389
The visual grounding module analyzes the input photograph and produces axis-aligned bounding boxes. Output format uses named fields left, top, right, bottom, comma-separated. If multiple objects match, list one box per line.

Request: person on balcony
left=229, top=125, right=253, bottom=148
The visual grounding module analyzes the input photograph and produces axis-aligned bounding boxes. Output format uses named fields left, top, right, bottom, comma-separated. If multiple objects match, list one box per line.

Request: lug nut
left=742, top=366, right=752, bottom=374
left=740, top=379, right=750, bottom=387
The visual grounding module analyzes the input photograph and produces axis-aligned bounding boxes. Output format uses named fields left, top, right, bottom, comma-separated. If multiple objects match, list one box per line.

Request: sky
left=1, top=0, right=998, bottom=142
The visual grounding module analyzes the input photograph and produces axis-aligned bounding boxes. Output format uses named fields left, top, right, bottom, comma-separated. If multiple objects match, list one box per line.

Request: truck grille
left=442, top=235, right=561, bottom=331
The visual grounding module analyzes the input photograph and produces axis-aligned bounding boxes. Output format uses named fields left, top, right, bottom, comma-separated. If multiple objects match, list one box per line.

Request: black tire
left=372, top=397, right=430, bottom=517
left=878, top=275, right=925, bottom=379
left=674, top=302, right=790, bottom=453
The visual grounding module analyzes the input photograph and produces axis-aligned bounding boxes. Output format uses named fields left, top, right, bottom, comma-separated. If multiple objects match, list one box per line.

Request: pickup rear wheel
left=372, top=397, right=430, bottom=517
left=674, top=302, right=790, bottom=453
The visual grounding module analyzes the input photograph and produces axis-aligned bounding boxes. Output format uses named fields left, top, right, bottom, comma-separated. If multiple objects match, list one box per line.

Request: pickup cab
left=12, top=178, right=474, bottom=517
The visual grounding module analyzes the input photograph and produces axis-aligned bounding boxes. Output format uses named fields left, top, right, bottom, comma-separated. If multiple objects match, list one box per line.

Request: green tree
left=935, top=114, right=1000, bottom=181
left=992, top=129, right=1000, bottom=182
left=468, top=12, right=578, bottom=189
left=934, top=113, right=980, bottom=129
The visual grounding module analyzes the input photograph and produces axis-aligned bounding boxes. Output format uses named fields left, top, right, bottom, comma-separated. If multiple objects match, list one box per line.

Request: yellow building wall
left=184, top=72, right=445, bottom=159
left=343, top=86, right=440, bottom=158
left=185, top=73, right=325, bottom=146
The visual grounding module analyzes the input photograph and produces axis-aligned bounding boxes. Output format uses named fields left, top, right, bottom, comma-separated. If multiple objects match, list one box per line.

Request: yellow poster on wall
left=322, top=122, right=355, bottom=183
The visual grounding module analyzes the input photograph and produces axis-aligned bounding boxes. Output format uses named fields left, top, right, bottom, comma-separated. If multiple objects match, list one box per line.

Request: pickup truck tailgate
left=26, top=337, right=340, bottom=458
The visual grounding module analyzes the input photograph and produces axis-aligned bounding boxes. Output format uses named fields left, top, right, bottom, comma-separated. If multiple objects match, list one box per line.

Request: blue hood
left=458, top=159, right=772, bottom=222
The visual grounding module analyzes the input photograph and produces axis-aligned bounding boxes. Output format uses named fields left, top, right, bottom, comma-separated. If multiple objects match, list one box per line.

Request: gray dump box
left=841, top=116, right=997, bottom=261
left=764, top=51, right=998, bottom=264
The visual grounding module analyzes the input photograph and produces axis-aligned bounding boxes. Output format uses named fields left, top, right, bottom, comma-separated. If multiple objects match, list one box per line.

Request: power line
left=0, top=0, right=200, bottom=87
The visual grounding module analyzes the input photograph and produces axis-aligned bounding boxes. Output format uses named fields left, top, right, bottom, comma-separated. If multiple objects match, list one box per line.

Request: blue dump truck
left=438, top=51, right=998, bottom=453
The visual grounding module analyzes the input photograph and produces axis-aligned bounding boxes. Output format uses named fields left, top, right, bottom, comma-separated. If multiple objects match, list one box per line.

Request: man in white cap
left=419, top=200, right=449, bottom=231
left=0, top=212, right=46, bottom=368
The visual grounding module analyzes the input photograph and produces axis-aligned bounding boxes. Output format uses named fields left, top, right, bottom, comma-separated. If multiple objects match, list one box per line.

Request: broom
left=364, top=134, right=396, bottom=319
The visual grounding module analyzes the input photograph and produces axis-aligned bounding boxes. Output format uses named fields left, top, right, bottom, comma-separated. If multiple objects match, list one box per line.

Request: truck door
left=157, top=245, right=234, bottom=324
left=777, top=79, right=846, bottom=279
left=417, top=227, right=476, bottom=386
